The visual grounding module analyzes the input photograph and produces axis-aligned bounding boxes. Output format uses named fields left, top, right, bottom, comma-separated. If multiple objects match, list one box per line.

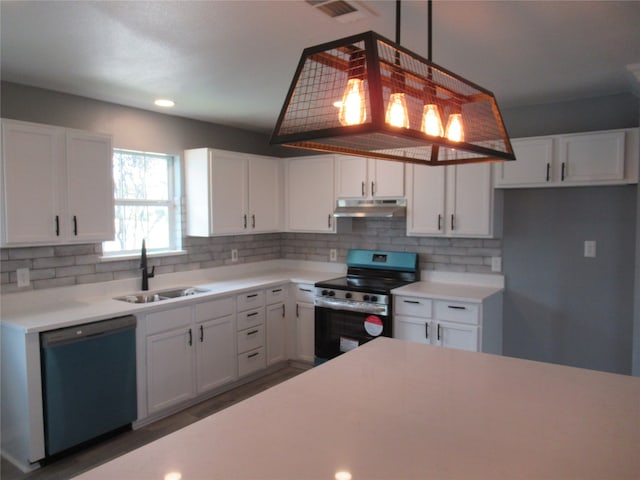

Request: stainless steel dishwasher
left=40, top=315, right=137, bottom=456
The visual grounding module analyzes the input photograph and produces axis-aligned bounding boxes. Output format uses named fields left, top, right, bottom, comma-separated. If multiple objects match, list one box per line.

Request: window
left=103, top=149, right=182, bottom=256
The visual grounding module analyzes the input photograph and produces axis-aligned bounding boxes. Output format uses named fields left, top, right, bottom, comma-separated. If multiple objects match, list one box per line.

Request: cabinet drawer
left=394, top=296, right=432, bottom=318
left=237, top=307, right=265, bottom=331
left=145, top=306, right=192, bottom=335
left=238, top=347, right=266, bottom=377
left=194, top=296, right=234, bottom=323
left=434, top=300, right=479, bottom=325
left=237, top=325, right=265, bottom=353
left=265, top=285, right=287, bottom=305
left=295, top=284, right=315, bottom=303
left=237, top=290, right=265, bottom=312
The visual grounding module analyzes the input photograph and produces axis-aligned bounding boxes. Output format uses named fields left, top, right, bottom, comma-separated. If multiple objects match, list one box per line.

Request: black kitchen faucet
left=140, top=239, right=155, bottom=291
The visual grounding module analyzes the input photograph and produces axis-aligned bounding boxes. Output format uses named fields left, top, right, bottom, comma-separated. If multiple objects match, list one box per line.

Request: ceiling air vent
left=306, top=0, right=373, bottom=23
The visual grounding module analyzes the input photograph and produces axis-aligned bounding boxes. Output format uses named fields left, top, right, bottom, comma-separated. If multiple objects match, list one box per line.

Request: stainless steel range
left=314, top=249, right=419, bottom=363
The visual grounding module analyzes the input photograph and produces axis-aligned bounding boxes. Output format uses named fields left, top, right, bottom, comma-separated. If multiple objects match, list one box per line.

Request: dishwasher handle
left=41, top=315, right=136, bottom=348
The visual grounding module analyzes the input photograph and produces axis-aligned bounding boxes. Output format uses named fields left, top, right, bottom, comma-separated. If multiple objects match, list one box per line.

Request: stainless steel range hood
left=333, top=198, right=407, bottom=218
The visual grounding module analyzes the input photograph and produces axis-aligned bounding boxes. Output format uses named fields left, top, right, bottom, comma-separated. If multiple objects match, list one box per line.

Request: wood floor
left=1, top=365, right=307, bottom=480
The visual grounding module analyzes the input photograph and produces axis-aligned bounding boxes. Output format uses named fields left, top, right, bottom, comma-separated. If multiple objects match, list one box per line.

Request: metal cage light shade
left=270, top=31, right=515, bottom=166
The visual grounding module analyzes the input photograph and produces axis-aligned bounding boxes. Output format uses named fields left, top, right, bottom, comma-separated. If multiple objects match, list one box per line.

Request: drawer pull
left=247, top=329, right=259, bottom=336
left=199, top=324, right=204, bottom=342
left=437, top=323, right=441, bottom=341
left=425, top=322, right=429, bottom=339
left=247, top=312, right=259, bottom=317
left=300, top=288, right=312, bottom=292
left=403, top=300, right=420, bottom=304
left=246, top=293, right=259, bottom=298
left=247, top=352, right=259, bottom=359
left=447, top=305, right=466, bottom=310
left=188, top=328, right=193, bottom=346
left=272, top=288, right=282, bottom=293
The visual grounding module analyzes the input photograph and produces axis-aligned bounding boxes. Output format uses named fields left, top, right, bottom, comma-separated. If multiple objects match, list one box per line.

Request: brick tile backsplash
left=0, top=219, right=502, bottom=292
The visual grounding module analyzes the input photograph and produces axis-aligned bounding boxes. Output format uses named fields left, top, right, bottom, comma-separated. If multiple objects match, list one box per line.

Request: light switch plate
left=329, top=248, right=337, bottom=262
left=231, top=249, right=238, bottom=262
left=584, top=240, right=596, bottom=258
left=17, top=267, right=30, bottom=287
left=491, top=257, right=502, bottom=272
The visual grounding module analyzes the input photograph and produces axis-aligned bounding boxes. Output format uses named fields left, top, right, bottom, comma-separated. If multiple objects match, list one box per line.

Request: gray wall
left=502, top=186, right=636, bottom=374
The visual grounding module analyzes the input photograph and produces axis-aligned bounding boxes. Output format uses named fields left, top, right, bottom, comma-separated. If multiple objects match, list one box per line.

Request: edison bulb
left=385, top=93, right=410, bottom=128
left=445, top=113, right=464, bottom=142
left=338, top=79, right=366, bottom=126
left=421, top=104, right=444, bottom=137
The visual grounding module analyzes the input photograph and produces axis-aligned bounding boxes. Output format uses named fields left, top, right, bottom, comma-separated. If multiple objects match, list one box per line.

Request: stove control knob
left=363, top=294, right=370, bottom=301
left=328, top=290, right=335, bottom=297
left=345, top=292, right=352, bottom=299
left=370, top=295, right=378, bottom=302
left=321, top=290, right=329, bottom=296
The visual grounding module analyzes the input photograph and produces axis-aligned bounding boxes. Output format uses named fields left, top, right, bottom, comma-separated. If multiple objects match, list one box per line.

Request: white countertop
left=0, top=266, right=339, bottom=333
left=391, top=281, right=502, bottom=302
left=73, top=337, right=640, bottom=480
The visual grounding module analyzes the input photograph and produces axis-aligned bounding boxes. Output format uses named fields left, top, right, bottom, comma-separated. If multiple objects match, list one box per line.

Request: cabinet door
left=248, top=155, right=280, bottom=232
left=448, top=163, right=492, bottom=236
left=435, top=321, right=479, bottom=352
left=370, top=159, right=404, bottom=198
left=286, top=156, right=335, bottom=232
left=65, top=130, right=114, bottom=242
left=266, top=302, right=286, bottom=365
left=211, top=151, right=249, bottom=234
left=146, top=326, right=195, bottom=414
left=195, top=314, right=237, bottom=394
left=560, top=131, right=625, bottom=184
left=406, top=164, right=445, bottom=236
left=335, top=155, right=367, bottom=198
left=296, top=302, right=315, bottom=363
left=1, top=120, right=62, bottom=245
left=394, top=315, right=432, bottom=345
left=494, top=137, right=553, bottom=187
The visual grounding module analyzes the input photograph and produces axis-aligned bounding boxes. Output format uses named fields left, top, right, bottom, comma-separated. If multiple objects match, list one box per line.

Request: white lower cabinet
left=266, top=285, right=287, bottom=366
left=143, top=297, right=236, bottom=416
left=394, top=294, right=501, bottom=354
left=294, top=283, right=315, bottom=363
left=236, top=290, right=267, bottom=376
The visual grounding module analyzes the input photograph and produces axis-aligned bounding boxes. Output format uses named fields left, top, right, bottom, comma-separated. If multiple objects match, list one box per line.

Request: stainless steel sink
left=114, top=287, right=209, bottom=304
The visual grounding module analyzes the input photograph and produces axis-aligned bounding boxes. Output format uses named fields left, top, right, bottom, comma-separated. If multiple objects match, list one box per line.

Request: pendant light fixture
left=270, top=0, right=515, bottom=166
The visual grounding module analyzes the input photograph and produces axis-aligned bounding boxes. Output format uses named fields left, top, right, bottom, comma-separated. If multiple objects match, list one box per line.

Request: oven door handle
left=314, top=297, right=387, bottom=315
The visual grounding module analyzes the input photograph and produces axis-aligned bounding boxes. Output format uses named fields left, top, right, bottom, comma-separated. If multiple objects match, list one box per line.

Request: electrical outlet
left=584, top=240, right=596, bottom=258
left=16, top=267, right=30, bottom=287
left=231, top=249, right=238, bottom=262
left=329, top=248, right=337, bottom=262
left=491, top=257, right=502, bottom=272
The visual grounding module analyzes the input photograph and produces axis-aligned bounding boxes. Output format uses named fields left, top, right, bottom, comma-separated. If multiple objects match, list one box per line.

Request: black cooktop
left=315, top=276, right=413, bottom=294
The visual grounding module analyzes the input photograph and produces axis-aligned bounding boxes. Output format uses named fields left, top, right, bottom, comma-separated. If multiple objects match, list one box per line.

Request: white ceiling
left=1, top=0, right=639, bottom=134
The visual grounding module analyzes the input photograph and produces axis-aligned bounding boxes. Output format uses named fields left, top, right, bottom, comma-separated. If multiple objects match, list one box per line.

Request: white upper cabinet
left=185, top=148, right=281, bottom=236
left=406, top=162, right=493, bottom=237
left=285, top=155, right=336, bottom=233
left=335, top=155, right=404, bottom=199
left=1, top=119, right=114, bottom=246
left=495, top=128, right=638, bottom=188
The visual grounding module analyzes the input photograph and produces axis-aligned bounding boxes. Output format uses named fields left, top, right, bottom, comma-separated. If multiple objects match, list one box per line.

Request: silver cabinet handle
left=371, top=181, right=375, bottom=196
left=243, top=214, right=247, bottom=229
left=328, top=214, right=332, bottom=228
left=361, top=181, right=365, bottom=196
left=252, top=214, right=255, bottom=229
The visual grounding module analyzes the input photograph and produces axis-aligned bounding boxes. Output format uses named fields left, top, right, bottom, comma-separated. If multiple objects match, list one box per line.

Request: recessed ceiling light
left=154, top=98, right=175, bottom=108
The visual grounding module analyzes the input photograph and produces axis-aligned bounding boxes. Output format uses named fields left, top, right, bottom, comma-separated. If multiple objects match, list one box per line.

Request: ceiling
left=2, top=0, right=639, bottom=134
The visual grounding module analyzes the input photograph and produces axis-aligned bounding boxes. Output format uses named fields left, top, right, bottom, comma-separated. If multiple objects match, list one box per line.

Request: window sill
left=100, top=250, right=188, bottom=262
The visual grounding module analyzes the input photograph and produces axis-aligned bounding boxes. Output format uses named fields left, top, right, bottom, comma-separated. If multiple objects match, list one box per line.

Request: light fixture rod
left=396, top=0, right=401, bottom=44
left=427, top=0, right=433, bottom=61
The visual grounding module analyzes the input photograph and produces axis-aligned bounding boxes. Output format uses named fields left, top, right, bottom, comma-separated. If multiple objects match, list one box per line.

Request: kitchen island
left=74, top=337, right=640, bottom=480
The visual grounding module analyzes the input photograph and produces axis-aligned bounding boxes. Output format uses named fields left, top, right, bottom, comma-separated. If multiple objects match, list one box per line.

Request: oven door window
left=315, top=306, right=391, bottom=360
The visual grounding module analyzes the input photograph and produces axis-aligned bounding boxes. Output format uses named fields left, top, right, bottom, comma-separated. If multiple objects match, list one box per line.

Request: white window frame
left=102, top=149, right=183, bottom=258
